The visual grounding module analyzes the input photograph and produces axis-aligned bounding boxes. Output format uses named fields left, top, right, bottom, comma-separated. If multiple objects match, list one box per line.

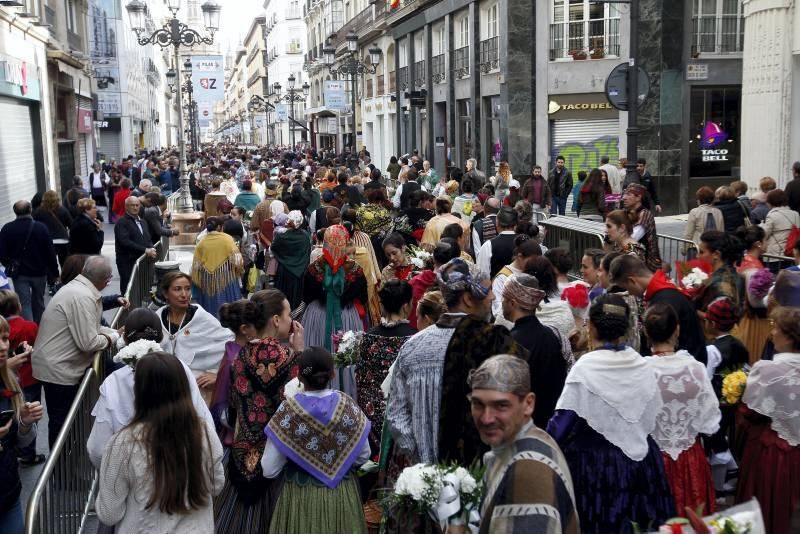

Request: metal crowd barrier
left=24, top=237, right=166, bottom=532
left=24, top=311, right=119, bottom=534
left=762, top=252, right=794, bottom=272
left=540, top=216, right=606, bottom=278
left=657, top=235, right=698, bottom=282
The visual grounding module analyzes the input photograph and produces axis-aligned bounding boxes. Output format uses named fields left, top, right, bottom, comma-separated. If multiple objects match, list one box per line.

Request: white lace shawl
left=646, top=351, right=721, bottom=460
left=556, top=347, right=662, bottom=461
left=742, top=352, right=800, bottom=446
left=156, top=305, right=234, bottom=372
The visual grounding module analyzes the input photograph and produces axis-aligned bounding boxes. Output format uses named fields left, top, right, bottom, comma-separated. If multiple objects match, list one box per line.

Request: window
left=65, top=0, right=77, bottom=32
left=486, top=5, right=498, bottom=39
left=434, top=26, right=446, bottom=56
left=458, top=17, right=469, bottom=48
left=689, top=86, right=741, bottom=178
left=550, top=0, right=620, bottom=60
left=692, top=0, right=744, bottom=54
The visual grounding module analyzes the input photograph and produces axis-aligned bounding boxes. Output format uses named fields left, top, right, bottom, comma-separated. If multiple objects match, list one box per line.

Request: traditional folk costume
left=350, top=229, right=382, bottom=326
left=736, top=353, right=800, bottom=534
left=214, top=337, right=296, bottom=534
left=733, top=255, right=771, bottom=364
left=157, top=304, right=233, bottom=404
left=547, top=345, right=675, bottom=533
left=191, top=231, right=244, bottom=318
left=646, top=351, right=720, bottom=517
left=209, top=340, right=243, bottom=447
left=301, top=225, right=368, bottom=352
left=270, top=227, right=311, bottom=311
left=471, top=355, right=579, bottom=534
left=380, top=259, right=416, bottom=285
left=625, top=184, right=662, bottom=272
left=263, top=389, right=371, bottom=534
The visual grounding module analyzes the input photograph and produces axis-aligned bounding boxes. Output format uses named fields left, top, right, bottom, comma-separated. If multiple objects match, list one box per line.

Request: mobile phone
left=0, top=409, right=15, bottom=427
left=14, top=344, right=26, bottom=356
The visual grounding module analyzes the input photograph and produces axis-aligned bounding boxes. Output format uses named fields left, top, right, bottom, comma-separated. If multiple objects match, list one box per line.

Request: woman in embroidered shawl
left=263, top=347, right=370, bottom=534
left=214, top=289, right=304, bottom=534
left=736, top=307, right=800, bottom=534
left=546, top=294, right=674, bottom=534
left=644, top=304, right=720, bottom=518
left=156, top=272, right=234, bottom=406
left=301, top=225, right=368, bottom=352
left=695, top=230, right=745, bottom=320
left=192, top=216, right=244, bottom=318
left=269, top=210, right=311, bottom=311
left=731, top=225, right=772, bottom=363
left=380, top=232, right=416, bottom=284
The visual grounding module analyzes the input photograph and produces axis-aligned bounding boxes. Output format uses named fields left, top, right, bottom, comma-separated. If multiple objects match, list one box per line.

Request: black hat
left=497, top=206, right=519, bottom=228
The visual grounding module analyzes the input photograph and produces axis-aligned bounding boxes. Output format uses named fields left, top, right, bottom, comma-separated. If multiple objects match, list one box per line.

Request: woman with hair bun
left=263, top=347, right=370, bottom=534
left=214, top=289, right=304, bottom=534
left=604, top=209, right=647, bottom=265
left=732, top=225, right=772, bottom=362
left=547, top=294, right=675, bottom=533
left=696, top=230, right=745, bottom=318
left=88, top=308, right=215, bottom=468
left=191, top=216, right=244, bottom=318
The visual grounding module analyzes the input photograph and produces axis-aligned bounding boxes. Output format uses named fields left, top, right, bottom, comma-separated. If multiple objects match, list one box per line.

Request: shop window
left=550, top=0, right=620, bottom=60
left=692, top=0, right=744, bottom=55
left=688, top=86, right=740, bottom=178
left=458, top=99, right=472, bottom=162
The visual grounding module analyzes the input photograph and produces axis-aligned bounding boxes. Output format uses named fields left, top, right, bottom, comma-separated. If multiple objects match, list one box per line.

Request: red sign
left=77, top=109, right=93, bottom=133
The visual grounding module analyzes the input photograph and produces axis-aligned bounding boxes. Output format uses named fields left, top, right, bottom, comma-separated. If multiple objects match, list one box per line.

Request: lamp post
left=323, top=31, right=381, bottom=167
left=180, top=57, right=198, bottom=156
left=247, top=94, right=271, bottom=146
left=273, top=74, right=310, bottom=149
left=125, top=0, right=221, bottom=214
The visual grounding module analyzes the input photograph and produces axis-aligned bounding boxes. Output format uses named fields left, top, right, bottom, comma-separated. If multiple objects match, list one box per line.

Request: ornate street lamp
left=125, top=0, right=221, bottom=214
left=273, top=75, right=309, bottom=149
left=322, top=31, right=381, bottom=166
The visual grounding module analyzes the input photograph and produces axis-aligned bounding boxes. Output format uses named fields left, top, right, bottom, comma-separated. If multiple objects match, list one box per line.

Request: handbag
left=6, top=221, right=34, bottom=279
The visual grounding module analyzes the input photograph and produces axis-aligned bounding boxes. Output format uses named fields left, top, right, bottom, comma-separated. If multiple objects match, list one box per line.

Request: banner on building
left=324, top=80, right=347, bottom=111
left=191, top=55, right=224, bottom=103
left=197, top=101, right=214, bottom=127
left=275, top=104, right=288, bottom=122
left=97, top=93, right=122, bottom=115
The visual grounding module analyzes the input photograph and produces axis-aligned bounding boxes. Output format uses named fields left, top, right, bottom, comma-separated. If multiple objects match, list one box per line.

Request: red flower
left=412, top=228, right=425, bottom=242
left=253, top=394, right=267, bottom=408
left=235, top=376, right=250, bottom=394
left=257, top=412, right=267, bottom=424
left=248, top=412, right=257, bottom=422
left=561, top=284, right=589, bottom=309
left=365, top=402, right=375, bottom=416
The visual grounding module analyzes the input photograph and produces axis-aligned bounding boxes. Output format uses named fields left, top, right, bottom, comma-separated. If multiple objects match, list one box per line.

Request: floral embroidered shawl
left=265, top=391, right=370, bottom=488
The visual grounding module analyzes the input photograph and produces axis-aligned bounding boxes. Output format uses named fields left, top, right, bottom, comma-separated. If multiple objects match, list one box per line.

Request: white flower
left=283, top=377, right=304, bottom=399
left=410, top=257, right=425, bottom=269
left=337, top=330, right=361, bottom=353
left=113, top=339, right=163, bottom=369
left=681, top=268, right=709, bottom=289
left=394, top=464, right=443, bottom=505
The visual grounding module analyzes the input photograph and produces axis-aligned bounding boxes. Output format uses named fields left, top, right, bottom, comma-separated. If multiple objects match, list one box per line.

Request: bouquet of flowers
left=656, top=498, right=765, bottom=533
left=113, top=339, right=163, bottom=370
left=408, top=245, right=434, bottom=271
left=383, top=462, right=484, bottom=533
left=355, top=204, right=393, bottom=238
left=721, top=368, right=749, bottom=405
left=331, top=330, right=362, bottom=367
left=676, top=259, right=713, bottom=299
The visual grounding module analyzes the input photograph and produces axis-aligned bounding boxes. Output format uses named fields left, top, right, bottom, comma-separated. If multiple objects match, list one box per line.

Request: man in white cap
left=469, top=354, right=578, bottom=534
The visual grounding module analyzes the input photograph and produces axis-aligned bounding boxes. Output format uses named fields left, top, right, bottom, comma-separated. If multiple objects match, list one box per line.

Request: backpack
left=703, top=211, right=718, bottom=232
left=785, top=224, right=800, bottom=257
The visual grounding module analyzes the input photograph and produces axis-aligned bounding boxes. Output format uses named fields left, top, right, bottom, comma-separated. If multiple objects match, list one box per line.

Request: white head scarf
left=270, top=199, right=286, bottom=218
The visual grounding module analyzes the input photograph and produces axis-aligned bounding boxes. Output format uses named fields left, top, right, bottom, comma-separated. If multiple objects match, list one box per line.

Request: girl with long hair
left=0, top=316, right=43, bottom=533
left=95, top=351, right=224, bottom=532
left=604, top=209, right=647, bottom=264
left=578, top=168, right=608, bottom=221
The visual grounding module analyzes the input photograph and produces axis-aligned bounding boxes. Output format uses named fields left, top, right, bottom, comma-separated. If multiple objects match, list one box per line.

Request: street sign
left=324, top=80, right=347, bottom=112
left=605, top=63, right=650, bottom=111
left=686, top=63, right=709, bottom=80
left=275, top=104, right=288, bottom=122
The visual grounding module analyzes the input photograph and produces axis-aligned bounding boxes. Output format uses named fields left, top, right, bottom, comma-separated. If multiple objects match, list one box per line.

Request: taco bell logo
left=700, top=121, right=729, bottom=162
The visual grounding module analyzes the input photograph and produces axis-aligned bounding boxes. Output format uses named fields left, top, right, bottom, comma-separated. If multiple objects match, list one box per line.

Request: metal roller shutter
left=77, top=97, right=92, bottom=175
left=0, top=97, right=38, bottom=226
left=98, top=130, right=122, bottom=163
left=551, top=118, right=619, bottom=216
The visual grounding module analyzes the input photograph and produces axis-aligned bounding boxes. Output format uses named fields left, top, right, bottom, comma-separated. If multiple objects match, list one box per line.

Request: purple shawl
left=264, top=391, right=370, bottom=489
left=210, top=340, right=242, bottom=446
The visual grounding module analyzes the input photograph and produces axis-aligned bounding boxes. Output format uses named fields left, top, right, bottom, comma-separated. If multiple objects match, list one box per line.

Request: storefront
left=548, top=93, right=620, bottom=173
left=96, top=118, right=122, bottom=163
left=687, top=86, right=741, bottom=190
left=0, top=52, right=46, bottom=226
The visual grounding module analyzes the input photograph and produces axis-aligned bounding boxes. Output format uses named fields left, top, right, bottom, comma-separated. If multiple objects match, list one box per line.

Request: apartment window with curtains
left=432, top=26, right=446, bottom=83
left=692, top=0, right=744, bottom=54
left=65, top=0, right=77, bottom=32
left=454, top=16, right=470, bottom=77
left=550, top=0, right=621, bottom=60
left=487, top=5, right=498, bottom=38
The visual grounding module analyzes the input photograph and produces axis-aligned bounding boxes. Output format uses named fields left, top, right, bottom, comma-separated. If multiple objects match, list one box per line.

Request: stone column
left=740, top=0, right=794, bottom=188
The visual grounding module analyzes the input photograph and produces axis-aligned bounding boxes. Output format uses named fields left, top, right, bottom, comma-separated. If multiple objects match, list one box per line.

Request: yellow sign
left=548, top=100, right=613, bottom=114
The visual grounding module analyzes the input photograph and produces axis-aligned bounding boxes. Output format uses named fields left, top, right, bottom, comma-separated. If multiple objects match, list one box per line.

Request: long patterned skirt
left=214, top=456, right=283, bottom=534
left=662, top=439, right=717, bottom=517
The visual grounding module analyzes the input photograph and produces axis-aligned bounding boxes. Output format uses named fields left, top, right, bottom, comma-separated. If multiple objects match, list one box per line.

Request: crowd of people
left=1, top=145, right=800, bottom=533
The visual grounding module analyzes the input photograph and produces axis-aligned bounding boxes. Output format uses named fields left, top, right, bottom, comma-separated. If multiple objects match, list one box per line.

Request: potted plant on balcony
left=590, top=48, right=605, bottom=59
left=569, top=49, right=588, bottom=60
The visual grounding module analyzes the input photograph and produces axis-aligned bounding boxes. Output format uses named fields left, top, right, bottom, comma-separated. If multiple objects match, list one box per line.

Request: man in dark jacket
left=142, top=193, right=179, bottom=246
left=0, top=201, right=59, bottom=322
left=609, top=254, right=708, bottom=364
left=786, top=161, right=800, bottom=213
left=114, top=196, right=156, bottom=293
left=64, top=176, right=90, bottom=218
left=504, top=272, right=572, bottom=428
left=548, top=156, right=573, bottom=215
left=635, top=158, right=661, bottom=213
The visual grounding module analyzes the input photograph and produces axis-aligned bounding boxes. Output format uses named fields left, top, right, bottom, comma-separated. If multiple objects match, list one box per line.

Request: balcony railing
left=453, top=46, right=469, bottom=78
left=479, top=37, right=499, bottom=73
left=413, top=60, right=425, bottom=87
left=431, top=54, right=445, bottom=83
left=691, top=14, right=744, bottom=54
left=398, top=66, right=409, bottom=90
left=549, top=18, right=620, bottom=60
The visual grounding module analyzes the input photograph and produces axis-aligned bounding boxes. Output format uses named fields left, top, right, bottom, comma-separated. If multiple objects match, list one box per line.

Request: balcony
left=550, top=18, right=620, bottom=60
left=413, top=60, right=425, bottom=87
left=431, top=54, right=445, bottom=83
left=67, top=31, right=83, bottom=52
left=398, top=66, right=409, bottom=91
left=479, top=37, right=498, bottom=73
left=691, top=14, right=744, bottom=55
left=453, top=46, right=469, bottom=78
